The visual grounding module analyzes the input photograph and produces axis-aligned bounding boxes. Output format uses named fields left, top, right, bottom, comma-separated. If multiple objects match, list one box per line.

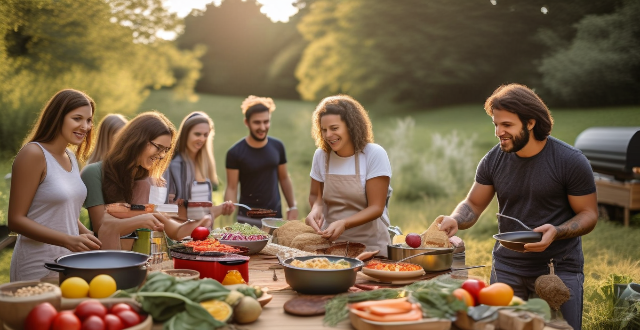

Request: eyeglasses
left=149, top=141, right=171, bottom=154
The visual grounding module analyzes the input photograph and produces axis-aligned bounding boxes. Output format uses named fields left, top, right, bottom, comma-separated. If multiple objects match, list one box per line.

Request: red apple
left=190, top=226, right=210, bottom=241
left=405, top=233, right=421, bottom=248
left=461, top=279, right=487, bottom=306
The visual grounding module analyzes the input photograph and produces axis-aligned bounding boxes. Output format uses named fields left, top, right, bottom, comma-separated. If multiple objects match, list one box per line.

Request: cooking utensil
left=44, top=251, right=149, bottom=290
left=261, top=218, right=286, bottom=235
left=496, top=213, right=533, bottom=231
left=493, top=231, right=543, bottom=252
left=233, top=203, right=252, bottom=210
left=282, top=255, right=364, bottom=295
left=387, top=245, right=454, bottom=272
left=219, top=238, right=269, bottom=255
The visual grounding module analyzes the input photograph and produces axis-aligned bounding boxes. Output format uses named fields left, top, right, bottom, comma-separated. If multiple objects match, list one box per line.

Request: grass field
left=1, top=90, right=639, bottom=328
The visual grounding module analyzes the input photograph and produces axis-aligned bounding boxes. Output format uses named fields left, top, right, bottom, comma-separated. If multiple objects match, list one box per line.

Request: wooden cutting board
left=283, top=295, right=333, bottom=316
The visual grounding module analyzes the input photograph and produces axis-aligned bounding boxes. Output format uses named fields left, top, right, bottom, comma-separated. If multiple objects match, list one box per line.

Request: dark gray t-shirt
left=476, top=136, right=596, bottom=276
left=226, top=137, right=287, bottom=218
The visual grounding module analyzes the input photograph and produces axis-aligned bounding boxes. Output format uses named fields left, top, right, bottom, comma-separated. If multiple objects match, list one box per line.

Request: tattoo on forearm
left=452, top=202, right=477, bottom=229
left=555, top=214, right=595, bottom=240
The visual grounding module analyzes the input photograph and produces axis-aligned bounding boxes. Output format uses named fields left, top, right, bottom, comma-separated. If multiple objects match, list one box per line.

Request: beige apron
left=322, top=151, right=391, bottom=257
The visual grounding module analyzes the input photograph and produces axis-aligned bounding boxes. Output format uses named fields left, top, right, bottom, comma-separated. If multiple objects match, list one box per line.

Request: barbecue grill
left=575, top=127, right=640, bottom=226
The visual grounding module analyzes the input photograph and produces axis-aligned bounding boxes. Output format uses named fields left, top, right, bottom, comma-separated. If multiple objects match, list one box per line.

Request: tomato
left=461, top=279, right=486, bottom=306
left=478, top=283, right=514, bottom=306
left=452, top=288, right=474, bottom=307
left=103, top=314, right=125, bottom=330
left=191, top=226, right=210, bottom=241
left=116, top=310, right=140, bottom=327
left=52, top=311, right=81, bottom=330
left=24, top=302, right=58, bottom=330
left=109, top=303, right=133, bottom=314
left=75, top=299, right=108, bottom=321
left=81, top=315, right=106, bottom=330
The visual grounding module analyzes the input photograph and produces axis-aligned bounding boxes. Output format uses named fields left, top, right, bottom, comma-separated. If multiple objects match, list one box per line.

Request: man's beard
left=250, top=128, right=268, bottom=142
left=501, top=126, right=530, bottom=153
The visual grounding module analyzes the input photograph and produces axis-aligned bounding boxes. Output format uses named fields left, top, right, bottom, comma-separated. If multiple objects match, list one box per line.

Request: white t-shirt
left=310, top=143, right=392, bottom=187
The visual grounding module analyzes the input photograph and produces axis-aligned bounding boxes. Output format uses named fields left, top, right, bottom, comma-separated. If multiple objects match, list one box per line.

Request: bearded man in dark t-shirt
left=224, top=96, right=298, bottom=226
left=439, top=84, right=598, bottom=330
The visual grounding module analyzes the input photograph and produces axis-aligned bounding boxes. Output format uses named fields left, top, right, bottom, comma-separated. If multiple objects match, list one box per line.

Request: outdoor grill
left=575, top=127, right=640, bottom=226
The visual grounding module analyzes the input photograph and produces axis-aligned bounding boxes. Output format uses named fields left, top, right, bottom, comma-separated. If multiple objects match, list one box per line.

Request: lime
left=89, top=274, right=117, bottom=298
left=60, top=277, right=90, bottom=298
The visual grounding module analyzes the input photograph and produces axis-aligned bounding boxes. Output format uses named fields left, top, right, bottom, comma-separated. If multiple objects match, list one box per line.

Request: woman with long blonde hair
left=9, top=89, right=102, bottom=281
left=165, top=112, right=234, bottom=228
left=87, top=114, right=128, bottom=164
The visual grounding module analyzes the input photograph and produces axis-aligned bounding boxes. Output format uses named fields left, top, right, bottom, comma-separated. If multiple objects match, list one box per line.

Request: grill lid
left=575, top=127, right=640, bottom=180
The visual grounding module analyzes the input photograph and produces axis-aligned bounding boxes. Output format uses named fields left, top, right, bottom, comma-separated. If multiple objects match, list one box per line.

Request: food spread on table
left=290, top=257, right=351, bottom=269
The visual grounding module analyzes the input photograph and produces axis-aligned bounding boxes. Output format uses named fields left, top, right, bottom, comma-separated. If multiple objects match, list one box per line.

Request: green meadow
left=1, top=90, right=639, bottom=328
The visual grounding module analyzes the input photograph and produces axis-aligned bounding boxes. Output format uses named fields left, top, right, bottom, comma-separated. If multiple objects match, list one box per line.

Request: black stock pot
left=44, top=250, right=149, bottom=289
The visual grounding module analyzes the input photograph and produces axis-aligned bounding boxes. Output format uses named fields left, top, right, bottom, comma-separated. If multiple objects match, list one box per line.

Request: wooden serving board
left=283, top=295, right=333, bottom=316
left=349, top=310, right=451, bottom=330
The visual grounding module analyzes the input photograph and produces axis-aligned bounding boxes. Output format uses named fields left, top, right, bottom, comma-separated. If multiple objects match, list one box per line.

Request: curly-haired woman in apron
left=305, top=95, right=392, bottom=257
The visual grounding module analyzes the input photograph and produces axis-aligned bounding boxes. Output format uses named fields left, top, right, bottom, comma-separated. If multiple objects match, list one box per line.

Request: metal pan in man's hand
left=493, top=231, right=543, bottom=252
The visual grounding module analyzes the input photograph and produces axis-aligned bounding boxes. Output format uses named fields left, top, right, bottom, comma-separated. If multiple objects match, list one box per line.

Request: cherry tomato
left=81, top=315, right=106, bottom=330
left=109, top=303, right=133, bottom=315
left=75, top=299, right=108, bottom=321
left=453, top=288, right=474, bottom=307
left=52, top=311, right=81, bottom=330
left=461, top=279, right=486, bottom=306
left=24, top=302, right=58, bottom=330
left=116, top=310, right=140, bottom=327
left=103, top=314, right=125, bottom=330
left=478, top=283, right=514, bottom=306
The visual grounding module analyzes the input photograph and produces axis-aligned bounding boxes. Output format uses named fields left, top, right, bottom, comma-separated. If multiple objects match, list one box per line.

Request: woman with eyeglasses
left=164, top=112, right=235, bottom=228
left=81, top=111, right=207, bottom=249
left=9, top=89, right=102, bottom=281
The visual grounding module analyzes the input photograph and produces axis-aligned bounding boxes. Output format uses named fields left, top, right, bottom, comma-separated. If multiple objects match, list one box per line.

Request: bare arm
left=87, top=205, right=105, bottom=234
left=308, top=178, right=322, bottom=209
left=321, top=176, right=390, bottom=241
left=278, top=163, right=298, bottom=220
left=8, top=145, right=101, bottom=251
left=224, top=168, right=239, bottom=203
left=439, top=182, right=495, bottom=236
left=524, top=192, right=598, bottom=252
left=77, top=219, right=93, bottom=235
left=305, top=179, right=325, bottom=233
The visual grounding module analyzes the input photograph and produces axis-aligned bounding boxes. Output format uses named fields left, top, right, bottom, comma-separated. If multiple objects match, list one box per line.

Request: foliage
left=177, top=0, right=304, bottom=98
left=294, top=0, right=619, bottom=106
left=539, top=0, right=640, bottom=106
left=0, top=0, right=202, bottom=155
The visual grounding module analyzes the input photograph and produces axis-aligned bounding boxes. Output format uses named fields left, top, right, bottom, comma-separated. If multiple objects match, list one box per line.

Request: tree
left=294, top=0, right=621, bottom=107
left=177, top=0, right=304, bottom=98
left=0, top=0, right=203, bottom=155
left=539, top=0, right=640, bottom=106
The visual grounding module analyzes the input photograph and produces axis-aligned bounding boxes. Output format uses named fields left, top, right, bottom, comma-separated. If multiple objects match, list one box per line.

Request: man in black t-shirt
left=439, top=84, right=598, bottom=330
left=224, top=96, right=298, bottom=225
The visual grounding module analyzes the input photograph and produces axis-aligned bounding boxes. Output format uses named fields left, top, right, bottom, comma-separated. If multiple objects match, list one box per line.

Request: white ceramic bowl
left=219, top=238, right=269, bottom=255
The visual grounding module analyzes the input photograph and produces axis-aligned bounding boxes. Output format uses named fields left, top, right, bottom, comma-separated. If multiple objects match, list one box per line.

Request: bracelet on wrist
left=288, top=206, right=297, bottom=211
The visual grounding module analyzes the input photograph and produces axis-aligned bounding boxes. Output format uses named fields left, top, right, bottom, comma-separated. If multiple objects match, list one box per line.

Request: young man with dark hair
left=439, top=84, right=598, bottom=330
left=224, top=96, right=298, bottom=225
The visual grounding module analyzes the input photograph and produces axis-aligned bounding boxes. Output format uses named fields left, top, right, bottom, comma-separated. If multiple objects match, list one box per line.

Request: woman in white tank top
left=164, top=112, right=235, bottom=228
left=8, top=89, right=102, bottom=282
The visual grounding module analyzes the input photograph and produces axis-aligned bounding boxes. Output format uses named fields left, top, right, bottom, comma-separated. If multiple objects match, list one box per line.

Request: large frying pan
left=493, top=231, right=543, bottom=252
left=45, top=251, right=149, bottom=289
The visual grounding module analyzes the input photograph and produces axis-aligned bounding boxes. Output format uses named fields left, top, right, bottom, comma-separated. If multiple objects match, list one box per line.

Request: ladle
left=496, top=213, right=533, bottom=231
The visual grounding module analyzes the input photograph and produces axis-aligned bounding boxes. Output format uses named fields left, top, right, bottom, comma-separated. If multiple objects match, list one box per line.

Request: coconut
left=290, top=233, right=330, bottom=252
left=534, top=259, right=570, bottom=310
left=273, top=221, right=316, bottom=247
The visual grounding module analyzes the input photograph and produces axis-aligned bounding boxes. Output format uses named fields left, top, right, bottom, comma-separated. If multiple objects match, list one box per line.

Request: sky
left=163, top=0, right=298, bottom=21
left=158, top=0, right=298, bottom=40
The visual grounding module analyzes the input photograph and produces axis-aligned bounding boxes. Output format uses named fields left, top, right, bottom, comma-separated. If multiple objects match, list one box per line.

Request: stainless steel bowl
left=282, top=255, right=364, bottom=295
left=387, top=244, right=454, bottom=272
left=261, top=218, right=286, bottom=235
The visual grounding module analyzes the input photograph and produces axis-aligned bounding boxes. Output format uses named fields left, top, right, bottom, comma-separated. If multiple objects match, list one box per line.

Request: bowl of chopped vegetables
left=214, top=223, right=270, bottom=255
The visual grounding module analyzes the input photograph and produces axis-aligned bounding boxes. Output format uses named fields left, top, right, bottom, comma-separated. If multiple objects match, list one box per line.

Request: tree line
left=1, top=0, right=638, bottom=156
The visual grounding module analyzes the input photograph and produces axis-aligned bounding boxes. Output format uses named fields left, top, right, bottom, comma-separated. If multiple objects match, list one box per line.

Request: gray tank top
left=10, top=143, right=86, bottom=281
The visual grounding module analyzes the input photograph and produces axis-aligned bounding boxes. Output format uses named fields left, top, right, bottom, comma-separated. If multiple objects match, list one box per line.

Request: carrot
left=367, top=304, right=413, bottom=315
left=350, top=297, right=408, bottom=310
left=350, top=304, right=422, bottom=322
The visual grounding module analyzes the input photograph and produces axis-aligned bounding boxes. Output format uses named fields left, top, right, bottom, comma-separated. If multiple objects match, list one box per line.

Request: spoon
left=233, top=203, right=252, bottom=211
left=496, top=213, right=533, bottom=231
left=392, top=250, right=444, bottom=264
